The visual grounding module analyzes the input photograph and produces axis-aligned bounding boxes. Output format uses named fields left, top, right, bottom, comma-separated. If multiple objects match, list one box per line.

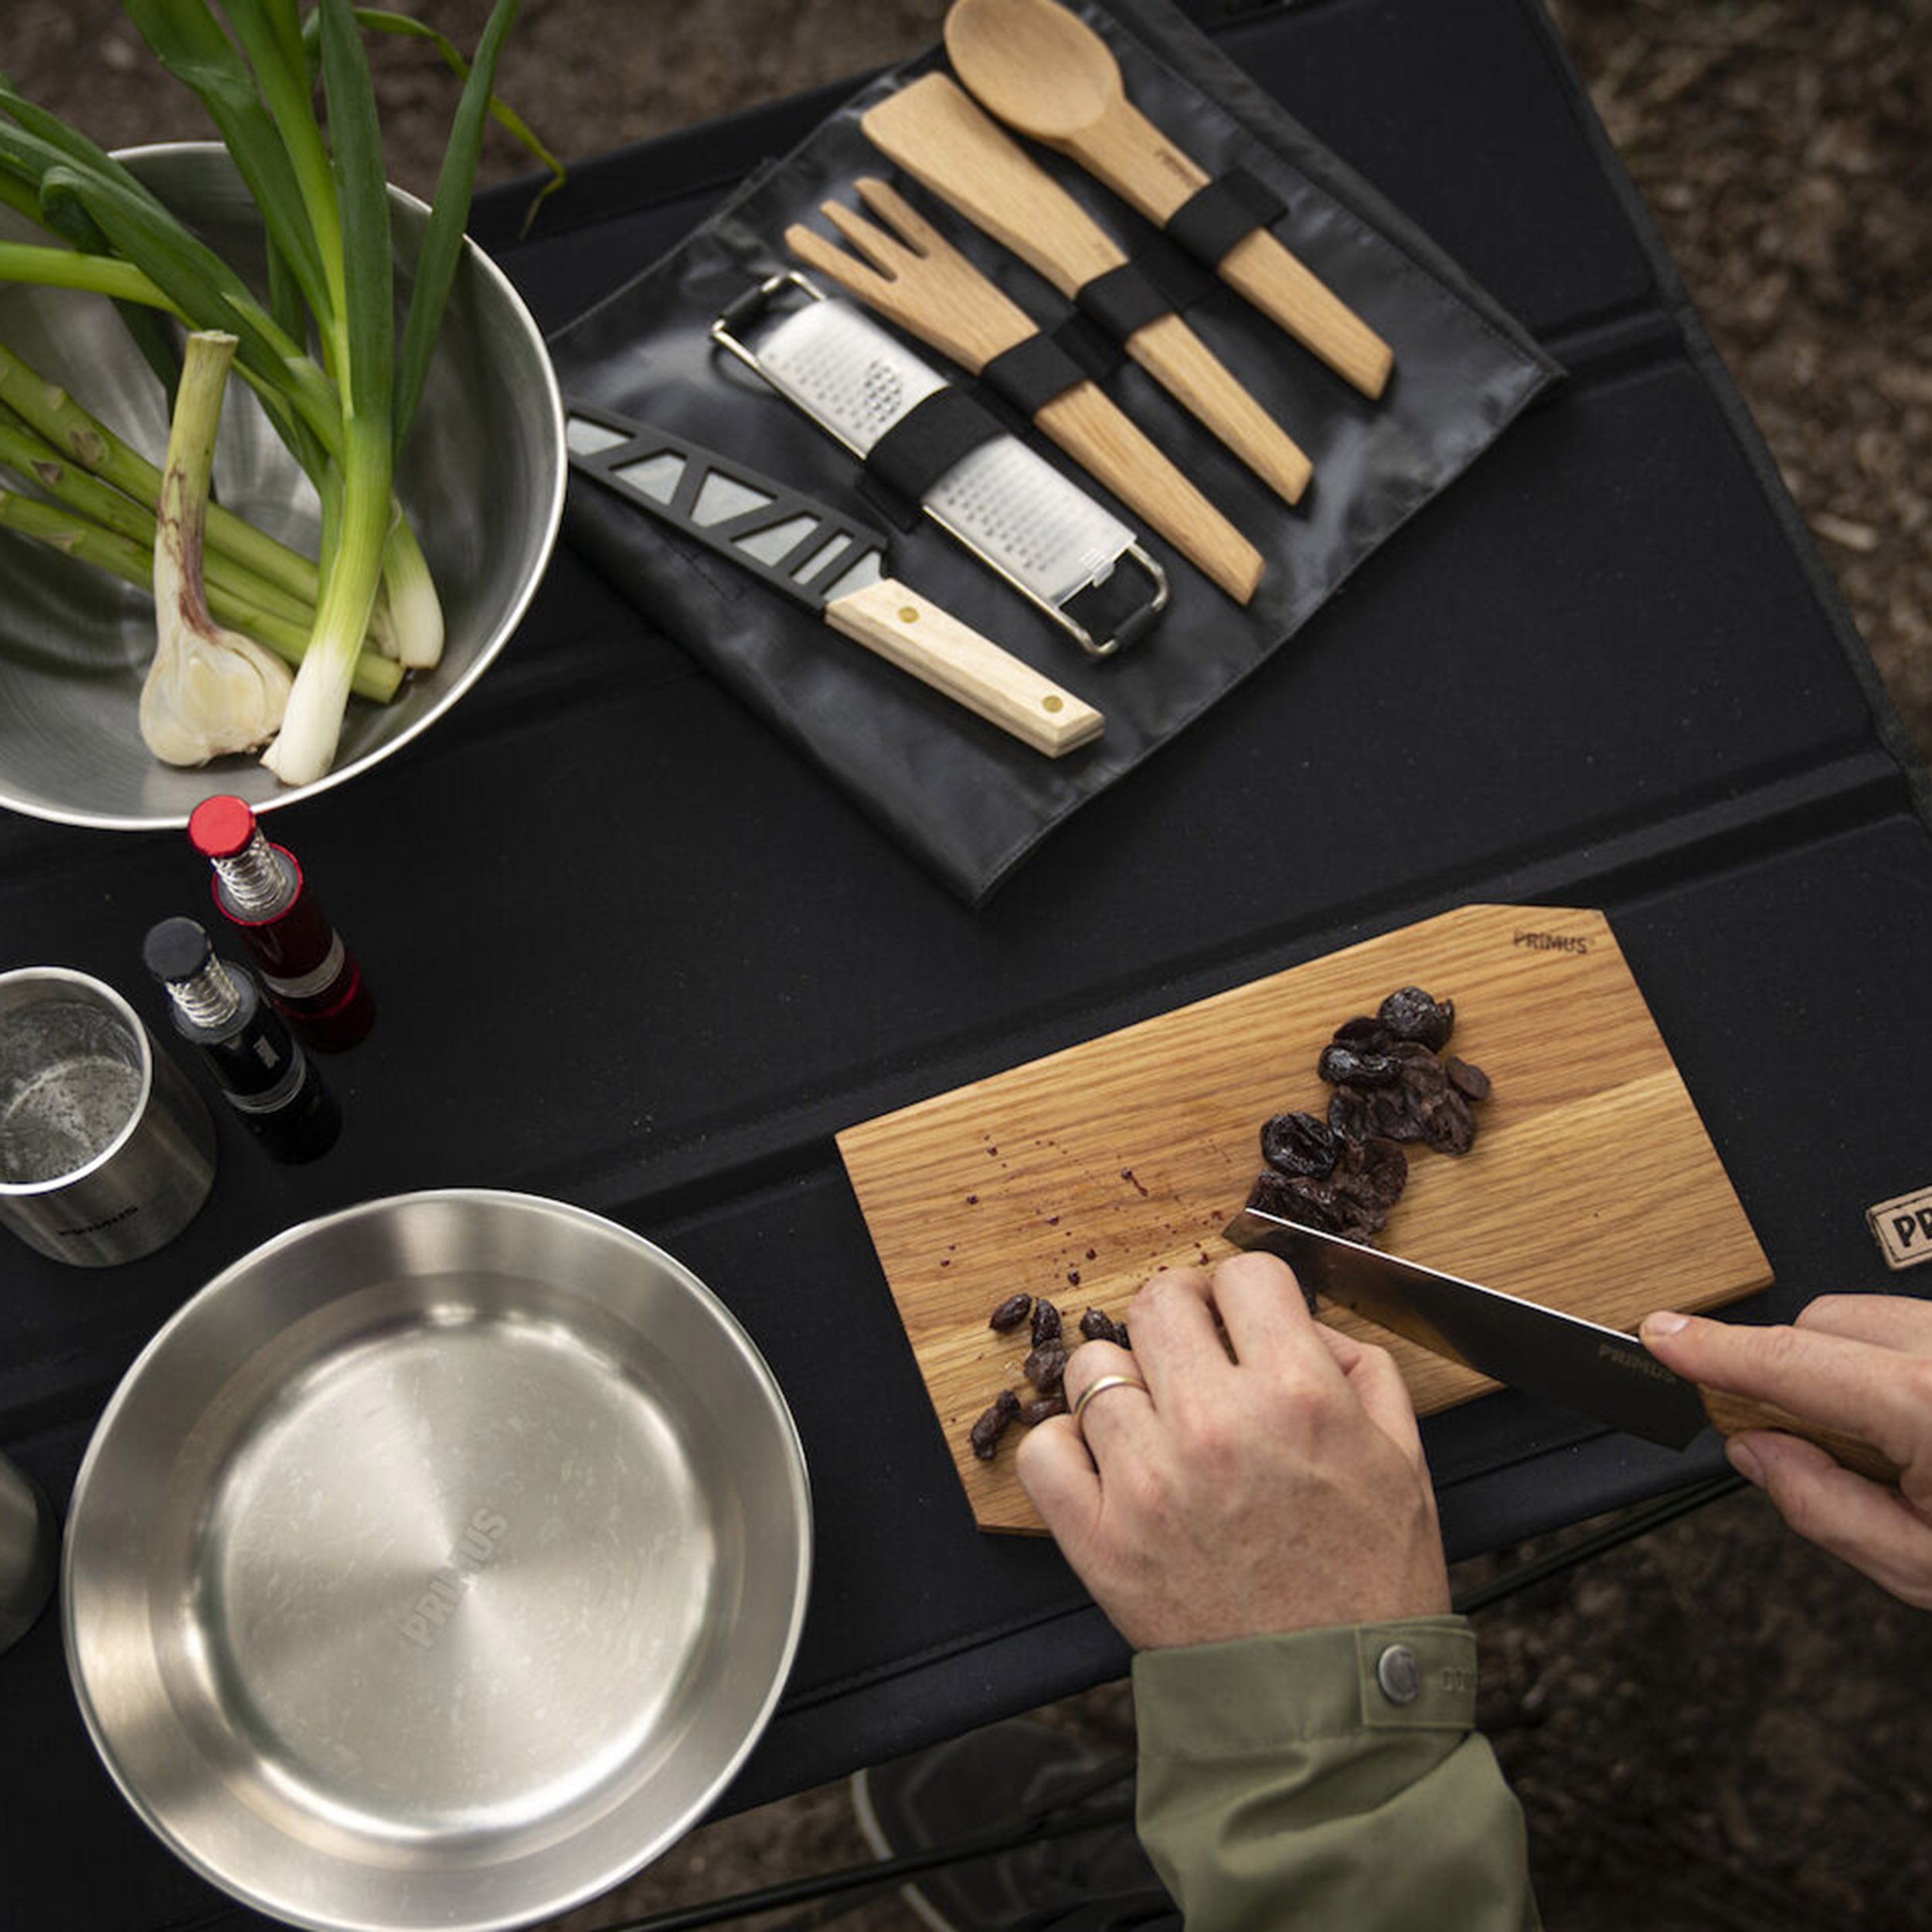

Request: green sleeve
left=1131, top=1617, right=1539, bottom=1932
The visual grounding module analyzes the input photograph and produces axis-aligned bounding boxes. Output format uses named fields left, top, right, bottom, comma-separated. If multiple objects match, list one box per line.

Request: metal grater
left=712, top=274, right=1165, bottom=657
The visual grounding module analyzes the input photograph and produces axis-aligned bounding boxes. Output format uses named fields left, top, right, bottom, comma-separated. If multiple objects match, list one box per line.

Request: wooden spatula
left=944, top=0, right=1394, bottom=400
left=863, top=75, right=1314, bottom=507
left=786, top=179, right=1264, bottom=604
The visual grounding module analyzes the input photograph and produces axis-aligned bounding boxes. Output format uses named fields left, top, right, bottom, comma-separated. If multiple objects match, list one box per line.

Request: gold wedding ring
left=1071, top=1372, right=1149, bottom=1427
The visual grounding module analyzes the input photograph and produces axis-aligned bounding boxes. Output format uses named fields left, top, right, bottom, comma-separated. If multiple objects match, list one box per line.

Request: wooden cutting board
left=836, top=905, right=1772, bottom=1532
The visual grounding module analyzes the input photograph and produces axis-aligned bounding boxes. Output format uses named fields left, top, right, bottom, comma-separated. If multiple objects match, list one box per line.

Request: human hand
left=1015, top=1252, right=1451, bottom=1649
left=1641, top=1295, right=1932, bottom=1609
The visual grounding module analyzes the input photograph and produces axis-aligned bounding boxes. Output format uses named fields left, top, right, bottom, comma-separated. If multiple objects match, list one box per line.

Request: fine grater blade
left=714, top=280, right=1166, bottom=657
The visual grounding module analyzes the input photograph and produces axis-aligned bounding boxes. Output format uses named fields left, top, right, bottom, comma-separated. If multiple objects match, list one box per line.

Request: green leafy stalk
left=338, top=8, right=563, bottom=238
left=264, top=0, right=393, bottom=785
left=0, top=240, right=168, bottom=305
left=388, top=0, right=522, bottom=450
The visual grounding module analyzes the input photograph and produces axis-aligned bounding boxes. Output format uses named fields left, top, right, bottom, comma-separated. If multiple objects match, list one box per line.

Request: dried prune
left=1445, top=1056, right=1490, bottom=1101
left=1378, top=986, right=1454, bottom=1049
left=1030, top=1297, right=1063, bottom=1345
left=1417, top=1087, right=1478, bottom=1155
left=1334, top=1134, right=1408, bottom=1210
left=1024, top=1341, right=1068, bottom=1393
left=988, top=1292, right=1032, bottom=1332
left=1331, top=1015, right=1393, bottom=1050
left=1318, top=1043, right=1402, bottom=1088
left=1021, top=1393, right=1068, bottom=1426
left=969, top=1389, right=1020, bottom=1460
left=1260, top=1111, right=1338, bottom=1178
left=1079, top=1308, right=1129, bottom=1348
left=1249, top=1167, right=1347, bottom=1233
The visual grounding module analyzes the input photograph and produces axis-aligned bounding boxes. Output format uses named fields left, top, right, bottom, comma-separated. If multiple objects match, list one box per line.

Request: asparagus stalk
left=0, top=485, right=401, bottom=702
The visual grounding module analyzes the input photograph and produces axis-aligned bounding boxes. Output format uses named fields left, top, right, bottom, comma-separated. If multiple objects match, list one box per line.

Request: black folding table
left=3, top=2, right=1927, bottom=1926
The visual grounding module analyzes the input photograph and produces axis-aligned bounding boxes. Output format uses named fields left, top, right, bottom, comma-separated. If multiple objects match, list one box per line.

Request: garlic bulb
left=140, top=330, right=291, bottom=767
left=140, top=617, right=292, bottom=766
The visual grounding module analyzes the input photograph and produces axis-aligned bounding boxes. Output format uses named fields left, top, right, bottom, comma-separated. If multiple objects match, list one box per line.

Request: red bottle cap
left=189, top=794, right=259, bottom=861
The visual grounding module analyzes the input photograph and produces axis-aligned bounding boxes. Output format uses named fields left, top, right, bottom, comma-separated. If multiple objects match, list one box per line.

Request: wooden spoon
left=864, top=76, right=1311, bottom=507
left=944, top=0, right=1394, bottom=399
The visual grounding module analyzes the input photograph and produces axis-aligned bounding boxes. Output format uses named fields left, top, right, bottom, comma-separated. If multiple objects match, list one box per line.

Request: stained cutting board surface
left=835, top=905, right=1771, bottom=1532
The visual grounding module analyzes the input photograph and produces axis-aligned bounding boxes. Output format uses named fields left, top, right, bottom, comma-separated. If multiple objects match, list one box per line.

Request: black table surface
left=5, top=1, right=1930, bottom=1926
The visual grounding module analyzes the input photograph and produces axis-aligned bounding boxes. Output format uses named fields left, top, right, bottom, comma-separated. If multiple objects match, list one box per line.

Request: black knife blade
left=1222, top=1206, right=1716, bottom=1450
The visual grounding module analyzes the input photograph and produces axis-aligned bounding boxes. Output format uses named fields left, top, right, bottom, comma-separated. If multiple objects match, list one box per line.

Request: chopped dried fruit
left=1318, top=1043, right=1402, bottom=1088
left=1021, top=1393, right=1068, bottom=1427
left=1079, top=1308, right=1128, bottom=1347
left=1378, top=985, right=1455, bottom=1049
left=1030, top=1297, right=1063, bottom=1345
left=1445, top=1056, right=1490, bottom=1100
left=1260, top=1110, right=1339, bottom=1178
left=1024, top=1341, right=1068, bottom=1393
left=969, top=1389, right=1021, bottom=1460
left=988, top=1292, right=1032, bottom=1332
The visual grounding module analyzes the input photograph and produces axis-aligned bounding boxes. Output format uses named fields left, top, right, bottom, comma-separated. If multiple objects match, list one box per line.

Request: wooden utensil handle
left=1698, top=1386, right=1902, bottom=1488
left=1035, top=380, right=1262, bottom=604
left=1070, top=102, right=1393, bottom=402
left=1124, top=312, right=1311, bottom=506
left=1220, top=230, right=1394, bottom=401
left=823, top=577, right=1103, bottom=757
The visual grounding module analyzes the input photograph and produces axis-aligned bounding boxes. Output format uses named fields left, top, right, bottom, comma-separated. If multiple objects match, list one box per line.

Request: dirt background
left=7, top=3, right=1929, bottom=1929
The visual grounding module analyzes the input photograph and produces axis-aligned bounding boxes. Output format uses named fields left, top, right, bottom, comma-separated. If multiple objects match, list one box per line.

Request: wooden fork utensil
left=944, top=0, right=1393, bottom=399
left=862, top=75, right=1313, bottom=509
left=786, top=178, right=1264, bottom=604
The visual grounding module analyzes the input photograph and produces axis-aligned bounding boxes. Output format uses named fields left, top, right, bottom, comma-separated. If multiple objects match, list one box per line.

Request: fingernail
left=1726, top=1437, right=1765, bottom=1487
left=1641, top=1310, right=1689, bottom=1338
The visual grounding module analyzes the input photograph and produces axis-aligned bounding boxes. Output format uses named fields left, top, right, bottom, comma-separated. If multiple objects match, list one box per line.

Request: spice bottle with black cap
left=186, top=795, right=374, bottom=1051
left=142, top=917, right=341, bottom=1164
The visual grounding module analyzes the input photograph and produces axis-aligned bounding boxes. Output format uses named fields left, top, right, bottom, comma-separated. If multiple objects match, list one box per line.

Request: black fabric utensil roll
left=546, top=0, right=1560, bottom=904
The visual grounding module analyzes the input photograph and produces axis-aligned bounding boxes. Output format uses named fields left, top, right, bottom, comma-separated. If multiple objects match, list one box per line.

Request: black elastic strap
left=1165, top=168, right=1286, bottom=266
left=1073, top=262, right=1172, bottom=343
left=860, top=386, right=1004, bottom=526
left=979, top=332, right=1089, bottom=418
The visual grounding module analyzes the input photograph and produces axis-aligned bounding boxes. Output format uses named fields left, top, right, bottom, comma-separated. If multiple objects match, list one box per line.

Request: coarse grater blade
left=713, top=277, right=1165, bottom=657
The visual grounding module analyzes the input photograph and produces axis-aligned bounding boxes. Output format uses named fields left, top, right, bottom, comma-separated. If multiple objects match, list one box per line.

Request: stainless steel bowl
left=64, top=1191, right=813, bottom=1932
left=0, top=145, right=564, bottom=829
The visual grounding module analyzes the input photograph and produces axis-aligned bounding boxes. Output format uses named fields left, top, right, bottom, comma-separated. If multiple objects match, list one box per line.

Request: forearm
left=1133, top=1618, right=1539, bottom=1932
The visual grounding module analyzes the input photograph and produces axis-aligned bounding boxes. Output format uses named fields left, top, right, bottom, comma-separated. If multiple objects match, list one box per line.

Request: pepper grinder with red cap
left=186, top=796, right=376, bottom=1052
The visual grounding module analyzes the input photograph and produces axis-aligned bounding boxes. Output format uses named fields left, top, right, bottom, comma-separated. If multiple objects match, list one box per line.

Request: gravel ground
left=6, top=4, right=1929, bottom=1930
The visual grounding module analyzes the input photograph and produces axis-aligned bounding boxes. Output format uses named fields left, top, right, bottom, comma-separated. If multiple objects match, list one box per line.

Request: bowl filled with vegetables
left=0, top=7, right=563, bottom=830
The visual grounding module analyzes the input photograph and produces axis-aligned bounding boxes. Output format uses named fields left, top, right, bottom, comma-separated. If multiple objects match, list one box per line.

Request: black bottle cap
left=142, top=915, right=215, bottom=985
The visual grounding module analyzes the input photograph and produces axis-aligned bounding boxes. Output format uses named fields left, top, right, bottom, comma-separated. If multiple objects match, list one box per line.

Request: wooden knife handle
left=1697, top=1386, right=1902, bottom=1488
left=822, top=577, right=1103, bottom=757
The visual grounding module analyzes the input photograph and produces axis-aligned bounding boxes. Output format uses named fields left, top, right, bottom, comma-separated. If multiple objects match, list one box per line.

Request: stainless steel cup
left=0, top=1451, right=56, bottom=1651
left=0, top=968, right=216, bottom=1266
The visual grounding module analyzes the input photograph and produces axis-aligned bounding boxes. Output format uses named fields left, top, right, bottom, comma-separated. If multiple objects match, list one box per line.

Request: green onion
left=0, top=0, right=532, bottom=783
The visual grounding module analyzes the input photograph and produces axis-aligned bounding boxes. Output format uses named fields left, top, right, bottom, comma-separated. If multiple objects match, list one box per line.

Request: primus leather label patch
left=1867, top=1185, right=1932, bottom=1271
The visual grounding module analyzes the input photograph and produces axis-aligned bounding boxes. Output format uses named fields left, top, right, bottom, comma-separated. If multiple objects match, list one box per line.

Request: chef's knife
left=1223, top=1207, right=1899, bottom=1485
left=565, top=403, right=1103, bottom=757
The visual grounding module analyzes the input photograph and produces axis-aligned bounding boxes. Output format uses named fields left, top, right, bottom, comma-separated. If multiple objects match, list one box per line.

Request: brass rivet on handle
left=1043, top=696, right=1063, bottom=713
left=898, top=605, right=920, bottom=624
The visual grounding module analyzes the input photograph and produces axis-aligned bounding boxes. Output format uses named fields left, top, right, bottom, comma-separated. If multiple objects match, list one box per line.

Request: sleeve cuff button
left=1376, top=1642, right=1423, bottom=1706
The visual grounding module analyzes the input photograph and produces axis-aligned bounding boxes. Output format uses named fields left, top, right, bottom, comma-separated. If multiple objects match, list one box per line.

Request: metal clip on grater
left=711, top=273, right=1166, bottom=658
